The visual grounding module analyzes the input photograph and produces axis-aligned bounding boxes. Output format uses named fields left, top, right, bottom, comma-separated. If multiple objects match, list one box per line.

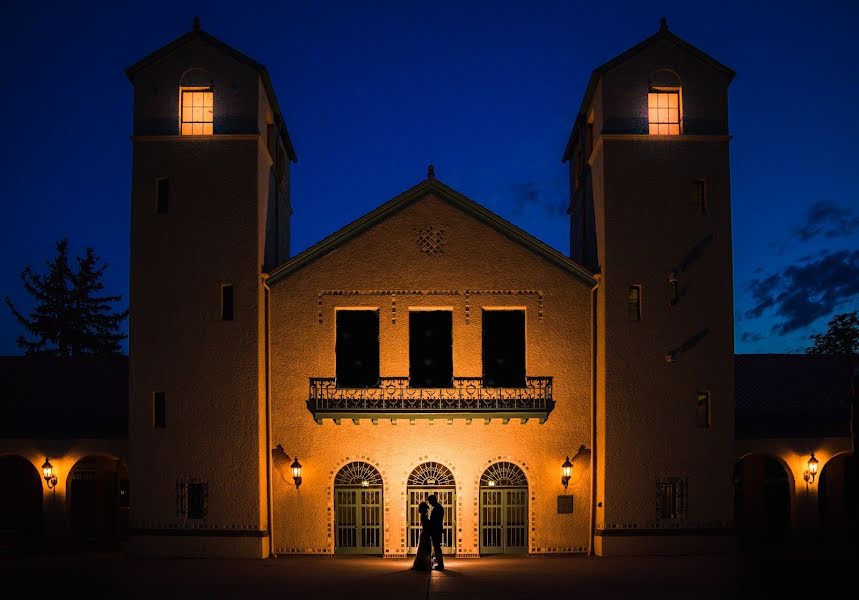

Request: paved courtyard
left=1, top=551, right=853, bottom=598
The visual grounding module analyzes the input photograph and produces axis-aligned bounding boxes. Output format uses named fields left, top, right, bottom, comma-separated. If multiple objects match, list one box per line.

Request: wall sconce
left=561, top=456, right=573, bottom=490
left=42, top=458, right=57, bottom=489
left=664, top=352, right=675, bottom=364
left=291, top=457, right=302, bottom=489
left=803, top=452, right=819, bottom=485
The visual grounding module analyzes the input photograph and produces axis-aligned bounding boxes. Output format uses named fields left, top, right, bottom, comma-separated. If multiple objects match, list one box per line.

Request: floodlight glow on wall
left=291, top=457, right=302, bottom=489
left=803, top=453, right=819, bottom=485
left=561, top=456, right=573, bottom=490
left=42, top=458, right=57, bottom=489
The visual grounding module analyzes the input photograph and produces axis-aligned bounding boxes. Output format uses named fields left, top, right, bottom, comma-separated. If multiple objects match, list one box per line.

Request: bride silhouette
left=411, top=501, right=432, bottom=570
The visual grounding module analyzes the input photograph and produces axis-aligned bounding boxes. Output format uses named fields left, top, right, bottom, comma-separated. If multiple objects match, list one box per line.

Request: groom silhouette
left=427, top=494, right=445, bottom=570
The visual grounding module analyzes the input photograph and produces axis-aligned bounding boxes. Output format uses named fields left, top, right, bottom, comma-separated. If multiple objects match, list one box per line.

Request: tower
left=565, top=20, right=736, bottom=554
left=126, top=20, right=296, bottom=557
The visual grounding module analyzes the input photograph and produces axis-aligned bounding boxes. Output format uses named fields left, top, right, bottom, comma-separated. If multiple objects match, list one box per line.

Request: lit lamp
left=803, top=452, right=819, bottom=485
left=361, top=479, right=369, bottom=488
left=561, top=456, right=573, bottom=490
left=42, top=458, right=57, bottom=489
left=291, top=457, right=302, bottom=489
left=487, top=480, right=496, bottom=487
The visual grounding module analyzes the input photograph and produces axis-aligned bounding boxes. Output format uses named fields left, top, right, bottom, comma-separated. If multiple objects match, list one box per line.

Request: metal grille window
left=177, top=479, right=208, bottom=519
left=648, top=90, right=681, bottom=135
left=656, top=477, right=687, bottom=520
left=628, top=286, right=642, bottom=321
left=180, top=89, right=213, bottom=135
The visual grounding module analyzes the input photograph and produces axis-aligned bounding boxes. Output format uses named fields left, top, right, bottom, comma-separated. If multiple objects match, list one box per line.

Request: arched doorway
left=0, top=455, right=42, bottom=553
left=479, top=462, right=528, bottom=554
left=733, top=454, right=791, bottom=549
left=67, top=455, right=128, bottom=550
left=333, top=461, right=383, bottom=555
left=819, top=453, right=856, bottom=549
left=407, top=462, right=455, bottom=555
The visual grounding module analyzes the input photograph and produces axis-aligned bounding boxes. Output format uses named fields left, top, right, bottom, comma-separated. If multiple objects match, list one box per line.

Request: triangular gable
left=125, top=21, right=297, bottom=162
left=266, top=177, right=595, bottom=286
left=563, top=22, right=735, bottom=161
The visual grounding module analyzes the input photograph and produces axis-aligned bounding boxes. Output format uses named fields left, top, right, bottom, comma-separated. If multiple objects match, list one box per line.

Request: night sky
left=2, top=0, right=857, bottom=355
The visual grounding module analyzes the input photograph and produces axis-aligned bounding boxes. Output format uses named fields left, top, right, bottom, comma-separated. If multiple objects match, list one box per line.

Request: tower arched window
left=648, top=69, right=682, bottom=135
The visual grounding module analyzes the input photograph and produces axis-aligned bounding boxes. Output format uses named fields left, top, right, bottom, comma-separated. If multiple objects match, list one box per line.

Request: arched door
left=819, top=453, right=856, bottom=549
left=0, top=456, right=42, bottom=553
left=480, top=462, right=528, bottom=554
left=733, top=454, right=791, bottom=549
left=68, top=456, right=127, bottom=550
left=334, top=462, right=383, bottom=554
left=407, top=462, right=455, bottom=555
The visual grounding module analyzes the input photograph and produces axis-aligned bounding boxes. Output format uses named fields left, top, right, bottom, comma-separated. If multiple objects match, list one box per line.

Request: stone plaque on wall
left=557, top=495, right=574, bottom=514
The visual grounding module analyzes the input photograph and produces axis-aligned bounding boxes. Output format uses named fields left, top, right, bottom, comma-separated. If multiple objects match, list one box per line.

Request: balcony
left=307, top=376, right=554, bottom=424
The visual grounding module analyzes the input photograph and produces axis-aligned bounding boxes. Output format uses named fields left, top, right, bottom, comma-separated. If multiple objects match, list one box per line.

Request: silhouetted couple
left=411, top=494, right=444, bottom=571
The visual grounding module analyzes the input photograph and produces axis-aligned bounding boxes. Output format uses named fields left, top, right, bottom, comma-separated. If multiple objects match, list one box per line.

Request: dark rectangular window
left=696, top=392, right=710, bottom=428
left=656, top=477, right=687, bottom=520
left=156, top=178, right=169, bottom=214
left=153, top=392, right=166, bottom=428
left=187, top=482, right=208, bottom=519
left=694, top=179, right=707, bottom=214
left=409, top=310, right=453, bottom=388
left=336, top=310, right=380, bottom=388
left=221, top=284, right=234, bottom=321
left=483, top=310, right=526, bottom=388
left=628, top=286, right=642, bottom=321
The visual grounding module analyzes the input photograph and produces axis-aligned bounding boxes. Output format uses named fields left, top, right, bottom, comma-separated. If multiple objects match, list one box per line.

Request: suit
left=428, top=502, right=445, bottom=567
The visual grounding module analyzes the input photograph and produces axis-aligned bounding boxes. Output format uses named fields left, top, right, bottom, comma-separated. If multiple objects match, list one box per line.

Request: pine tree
left=5, top=239, right=128, bottom=356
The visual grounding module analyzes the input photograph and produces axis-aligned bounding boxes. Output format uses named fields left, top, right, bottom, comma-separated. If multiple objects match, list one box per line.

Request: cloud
left=744, top=249, right=859, bottom=334
left=508, top=181, right=567, bottom=220
left=740, top=331, right=764, bottom=343
left=795, top=200, right=859, bottom=242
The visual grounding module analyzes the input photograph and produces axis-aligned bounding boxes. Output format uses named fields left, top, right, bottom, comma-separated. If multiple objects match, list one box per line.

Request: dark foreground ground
left=1, top=550, right=855, bottom=599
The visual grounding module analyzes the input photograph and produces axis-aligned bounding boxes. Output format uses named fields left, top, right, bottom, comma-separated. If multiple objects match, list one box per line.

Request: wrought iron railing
left=307, top=376, right=553, bottom=415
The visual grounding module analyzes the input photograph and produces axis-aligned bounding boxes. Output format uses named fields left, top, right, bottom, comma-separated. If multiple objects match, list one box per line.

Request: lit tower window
left=648, top=90, right=681, bottom=135
left=180, top=88, right=213, bottom=135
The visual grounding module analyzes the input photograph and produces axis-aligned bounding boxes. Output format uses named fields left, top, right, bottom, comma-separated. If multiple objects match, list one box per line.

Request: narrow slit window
left=180, top=88, right=214, bottom=135
left=153, top=392, right=166, bottom=428
left=694, top=179, right=707, bottom=214
left=696, top=392, right=710, bottom=428
left=336, top=310, right=380, bottom=388
left=648, top=90, right=681, bottom=135
left=221, top=284, right=234, bottom=321
left=483, top=310, right=526, bottom=388
left=156, top=178, right=169, bottom=214
left=409, top=310, right=453, bottom=388
left=628, top=286, right=642, bottom=321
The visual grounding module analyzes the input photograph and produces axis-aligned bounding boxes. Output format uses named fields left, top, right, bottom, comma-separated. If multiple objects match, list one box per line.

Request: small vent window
left=221, top=284, right=234, bottom=321
left=153, top=392, right=166, bottom=428
left=656, top=477, right=687, bottom=520
left=628, top=286, right=642, bottom=321
left=696, top=392, right=710, bottom=428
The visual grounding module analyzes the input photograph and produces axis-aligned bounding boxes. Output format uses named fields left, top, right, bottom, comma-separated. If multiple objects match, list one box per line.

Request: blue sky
left=1, top=0, right=857, bottom=355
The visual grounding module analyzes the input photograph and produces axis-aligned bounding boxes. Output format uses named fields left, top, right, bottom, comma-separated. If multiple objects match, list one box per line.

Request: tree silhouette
left=5, top=239, right=128, bottom=356
left=806, top=311, right=859, bottom=356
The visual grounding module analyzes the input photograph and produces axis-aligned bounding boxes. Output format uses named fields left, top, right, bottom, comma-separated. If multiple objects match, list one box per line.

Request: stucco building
left=14, top=19, right=835, bottom=559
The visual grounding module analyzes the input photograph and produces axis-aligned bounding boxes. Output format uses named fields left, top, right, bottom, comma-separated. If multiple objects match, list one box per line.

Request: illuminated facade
left=116, top=19, right=855, bottom=560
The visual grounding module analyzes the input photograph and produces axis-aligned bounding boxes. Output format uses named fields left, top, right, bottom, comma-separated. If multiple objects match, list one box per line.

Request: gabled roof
left=125, top=19, right=297, bottom=162
left=266, top=176, right=596, bottom=286
left=0, top=355, right=128, bottom=439
left=735, top=354, right=854, bottom=439
left=563, top=20, right=735, bottom=162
